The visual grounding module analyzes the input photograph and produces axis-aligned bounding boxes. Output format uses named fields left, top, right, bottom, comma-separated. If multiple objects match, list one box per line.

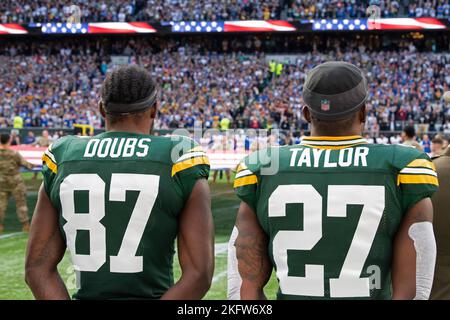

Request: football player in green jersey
left=229, top=62, right=438, bottom=300
left=25, top=65, right=214, bottom=300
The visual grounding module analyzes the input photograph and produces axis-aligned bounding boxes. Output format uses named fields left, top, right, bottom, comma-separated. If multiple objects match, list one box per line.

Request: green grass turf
left=0, top=173, right=278, bottom=300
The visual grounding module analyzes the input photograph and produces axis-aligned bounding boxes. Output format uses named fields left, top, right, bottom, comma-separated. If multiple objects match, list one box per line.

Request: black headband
left=104, top=89, right=158, bottom=116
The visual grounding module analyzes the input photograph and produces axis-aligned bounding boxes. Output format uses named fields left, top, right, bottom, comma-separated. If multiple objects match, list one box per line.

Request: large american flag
left=170, top=20, right=296, bottom=32
left=312, top=18, right=447, bottom=31
left=34, top=22, right=156, bottom=34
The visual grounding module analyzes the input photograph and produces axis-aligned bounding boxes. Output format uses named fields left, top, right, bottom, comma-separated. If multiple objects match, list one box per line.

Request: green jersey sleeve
left=41, top=136, right=72, bottom=197
left=233, top=152, right=261, bottom=212
left=394, top=145, right=439, bottom=212
left=170, top=136, right=210, bottom=202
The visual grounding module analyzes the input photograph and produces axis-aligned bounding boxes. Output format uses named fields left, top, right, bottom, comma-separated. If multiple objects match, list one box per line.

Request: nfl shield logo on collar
left=321, top=99, right=330, bottom=111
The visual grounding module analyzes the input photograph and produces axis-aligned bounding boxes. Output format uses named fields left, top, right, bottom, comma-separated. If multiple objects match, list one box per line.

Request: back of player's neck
left=106, top=120, right=153, bottom=136
left=310, top=130, right=362, bottom=138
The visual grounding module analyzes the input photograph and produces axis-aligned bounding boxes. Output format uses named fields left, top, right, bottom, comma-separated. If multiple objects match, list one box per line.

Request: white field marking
left=212, top=270, right=228, bottom=283
left=215, top=243, right=228, bottom=255
left=212, top=243, right=230, bottom=283
left=0, top=232, right=24, bottom=240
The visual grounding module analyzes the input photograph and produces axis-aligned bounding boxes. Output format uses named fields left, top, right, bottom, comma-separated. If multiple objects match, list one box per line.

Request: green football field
left=0, top=173, right=278, bottom=300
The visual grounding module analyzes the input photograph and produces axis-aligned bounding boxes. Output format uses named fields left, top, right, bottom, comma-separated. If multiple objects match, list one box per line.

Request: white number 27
left=269, top=185, right=384, bottom=298
left=60, top=173, right=160, bottom=273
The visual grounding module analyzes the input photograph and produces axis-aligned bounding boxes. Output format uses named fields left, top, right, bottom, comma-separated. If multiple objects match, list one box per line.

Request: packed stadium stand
left=0, top=34, right=449, bottom=139
left=1, top=1, right=449, bottom=23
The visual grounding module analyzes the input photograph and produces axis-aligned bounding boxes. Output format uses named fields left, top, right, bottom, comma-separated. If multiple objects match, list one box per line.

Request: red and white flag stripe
left=88, top=22, right=156, bottom=34
left=369, top=18, right=446, bottom=30
left=224, top=20, right=296, bottom=32
left=0, top=24, right=28, bottom=34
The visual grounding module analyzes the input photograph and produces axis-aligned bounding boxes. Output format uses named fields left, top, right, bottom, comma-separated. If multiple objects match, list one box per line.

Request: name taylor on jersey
left=289, top=146, right=369, bottom=168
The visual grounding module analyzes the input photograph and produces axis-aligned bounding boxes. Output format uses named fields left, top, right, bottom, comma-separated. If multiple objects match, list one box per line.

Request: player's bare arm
left=235, top=202, right=272, bottom=300
left=161, top=178, right=214, bottom=299
left=392, top=198, right=436, bottom=300
left=25, top=184, right=70, bottom=300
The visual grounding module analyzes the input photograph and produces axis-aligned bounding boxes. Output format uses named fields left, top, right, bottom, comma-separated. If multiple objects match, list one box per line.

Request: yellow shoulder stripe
left=406, top=159, right=436, bottom=170
left=234, top=174, right=258, bottom=188
left=42, top=154, right=57, bottom=174
left=172, top=156, right=210, bottom=176
left=397, top=174, right=439, bottom=186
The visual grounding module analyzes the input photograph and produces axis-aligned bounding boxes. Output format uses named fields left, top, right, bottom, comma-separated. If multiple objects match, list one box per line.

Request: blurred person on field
left=430, top=137, right=445, bottom=158
left=402, top=125, right=423, bottom=151
left=0, top=133, right=37, bottom=233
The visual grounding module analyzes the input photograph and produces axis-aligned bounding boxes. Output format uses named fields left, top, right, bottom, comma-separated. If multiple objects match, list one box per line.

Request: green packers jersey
left=41, top=132, right=210, bottom=300
left=234, top=135, right=439, bottom=300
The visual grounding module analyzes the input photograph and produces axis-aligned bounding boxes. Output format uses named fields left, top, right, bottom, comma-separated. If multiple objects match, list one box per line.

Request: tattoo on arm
left=235, top=203, right=272, bottom=289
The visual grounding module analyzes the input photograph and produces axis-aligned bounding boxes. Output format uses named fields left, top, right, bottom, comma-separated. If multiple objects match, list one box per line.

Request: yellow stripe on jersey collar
left=300, top=135, right=368, bottom=149
left=301, top=135, right=363, bottom=141
left=301, top=142, right=368, bottom=150
left=171, top=156, right=210, bottom=177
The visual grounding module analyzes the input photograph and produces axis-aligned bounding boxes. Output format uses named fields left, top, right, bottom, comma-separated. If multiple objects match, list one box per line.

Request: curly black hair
left=101, top=65, right=156, bottom=107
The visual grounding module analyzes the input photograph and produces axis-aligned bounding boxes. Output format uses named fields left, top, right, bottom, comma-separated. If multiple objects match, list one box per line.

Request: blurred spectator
left=0, top=35, right=448, bottom=134
left=23, top=131, right=36, bottom=145
left=13, top=115, right=23, bottom=129
left=9, top=130, right=20, bottom=146
left=421, top=134, right=432, bottom=153
left=431, top=136, right=445, bottom=157
left=33, top=130, right=52, bottom=147
left=401, top=125, right=423, bottom=151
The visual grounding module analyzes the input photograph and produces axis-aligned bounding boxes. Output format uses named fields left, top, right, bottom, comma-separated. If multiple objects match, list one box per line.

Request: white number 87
left=269, top=185, right=385, bottom=298
left=60, top=173, right=160, bottom=274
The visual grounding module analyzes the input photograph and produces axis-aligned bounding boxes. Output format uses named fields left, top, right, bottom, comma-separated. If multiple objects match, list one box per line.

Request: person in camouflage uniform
left=0, top=133, right=36, bottom=233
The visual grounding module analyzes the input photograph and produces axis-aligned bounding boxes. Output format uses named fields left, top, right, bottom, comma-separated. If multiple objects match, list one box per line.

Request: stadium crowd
left=0, top=36, right=449, bottom=137
left=0, top=1, right=449, bottom=23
